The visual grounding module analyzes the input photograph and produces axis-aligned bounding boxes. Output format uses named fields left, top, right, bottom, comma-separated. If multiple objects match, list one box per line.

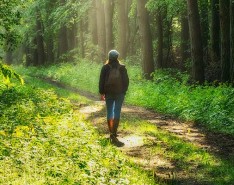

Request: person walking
left=99, top=50, right=129, bottom=147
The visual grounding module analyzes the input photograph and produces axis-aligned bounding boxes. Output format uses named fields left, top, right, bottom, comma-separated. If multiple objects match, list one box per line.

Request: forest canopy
left=0, top=0, right=234, bottom=84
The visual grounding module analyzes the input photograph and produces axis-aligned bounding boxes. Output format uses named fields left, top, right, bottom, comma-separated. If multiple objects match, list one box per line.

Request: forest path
left=76, top=98, right=234, bottom=184
left=41, top=77, right=234, bottom=184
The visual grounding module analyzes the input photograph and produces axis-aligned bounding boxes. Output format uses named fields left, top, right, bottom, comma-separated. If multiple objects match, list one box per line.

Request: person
left=99, top=50, right=129, bottom=147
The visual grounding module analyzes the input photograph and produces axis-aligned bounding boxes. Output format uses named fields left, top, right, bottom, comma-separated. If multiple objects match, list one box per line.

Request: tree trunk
left=57, top=0, right=69, bottom=59
left=96, top=0, right=106, bottom=59
left=79, top=20, right=85, bottom=58
left=180, top=8, right=190, bottom=70
left=230, top=0, right=234, bottom=83
left=210, top=0, right=220, bottom=65
left=199, top=0, right=209, bottom=53
left=89, top=0, right=98, bottom=45
left=137, top=0, right=154, bottom=79
left=116, top=0, right=128, bottom=59
left=162, top=7, right=172, bottom=68
left=58, top=26, right=69, bottom=58
left=156, top=10, right=163, bottom=69
left=187, top=0, right=205, bottom=83
left=104, top=0, right=114, bottom=52
left=46, top=36, right=54, bottom=64
left=68, top=24, right=78, bottom=51
left=5, top=50, right=13, bottom=65
left=220, top=1, right=230, bottom=82
left=33, top=37, right=39, bottom=66
left=35, top=9, right=46, bottom=65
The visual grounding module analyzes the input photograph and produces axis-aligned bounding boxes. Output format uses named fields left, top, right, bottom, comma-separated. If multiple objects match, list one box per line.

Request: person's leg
left=113, top=93, right=125, bottom=136
left=105, top=94, right=115, bottom=135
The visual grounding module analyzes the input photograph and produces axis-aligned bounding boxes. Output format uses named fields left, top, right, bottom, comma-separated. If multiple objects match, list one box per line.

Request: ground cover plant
left=119, top=117, right=234, bottom=185
left=0, top=75, right=155, bottom=184
left=15, top=59, right=234, bottom=136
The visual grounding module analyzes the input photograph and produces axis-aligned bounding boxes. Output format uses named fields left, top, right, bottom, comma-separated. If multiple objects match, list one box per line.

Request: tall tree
left=89, top=0, right=98, bottom=45
left=137, top=0, right=154, bottom=79
left=210, top=0, right=220, bottom=65
left=230, top=0, right=234, bottom=82
left=96, top=0, right=106, bottom=59
left=180, top=7, right=190, bottom=69
left=79, top=20, right=85, bottom=58
left=162, top=7, right=173, bottom=68
left=199, top=0, right=209, bottom=53
left=104, top=0, right=114, bottom=52
left=219, top=1, right=230, bottom=82
left=44, top=0, right=56, bottom=64
left=57, top=0, right=69, bottom=59
left=116, top=0, right=128, bottom=59
left=187, top=0, right=205, bottom=83
left=35, top=8, right=46, bottom=65
left=156, top=9, right=163, bottom=69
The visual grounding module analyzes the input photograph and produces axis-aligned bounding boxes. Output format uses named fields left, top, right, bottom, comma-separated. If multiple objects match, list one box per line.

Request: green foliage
left=0, top=77, right=155, bottom=184
left=0, top=0, right=23, bottom=50
left=0, top=62, right=24, bottom=87
left=17, top=60, right=234, bottom=136
left=49, top=0, right=92, bottom=31
left=127, top=69, right=234, bottom=135
left=146, top=0, right=185, bottom=17
left=121, top=119, right=234, bottom=184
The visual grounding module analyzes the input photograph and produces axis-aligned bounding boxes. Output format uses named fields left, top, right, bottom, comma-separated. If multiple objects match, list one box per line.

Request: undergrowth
left=0, top=77, right=155, bottom=184
left=120, top=117, right=234, bottom=185
left=14, top=60, right=234, bottom=135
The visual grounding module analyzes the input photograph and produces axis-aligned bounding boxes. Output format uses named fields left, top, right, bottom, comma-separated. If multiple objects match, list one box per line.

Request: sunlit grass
left=14, top=60, right=234, bottom=135
left=24, top=75, right=90, bottom=104
left=0, top=76, right=156, bottom=184
left=119, top=117, right=234, bottom=185
left=12, top=63, right=234, bottom=184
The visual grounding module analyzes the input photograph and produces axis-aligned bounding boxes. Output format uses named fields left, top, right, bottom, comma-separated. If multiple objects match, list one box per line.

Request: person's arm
left=99, top=65, right=106, bottom=96
left=121, top=66, right=129, bottom=93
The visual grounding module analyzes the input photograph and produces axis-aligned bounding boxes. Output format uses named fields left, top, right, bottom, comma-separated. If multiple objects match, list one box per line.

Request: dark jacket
left=99, top=60, right=129, bottom=95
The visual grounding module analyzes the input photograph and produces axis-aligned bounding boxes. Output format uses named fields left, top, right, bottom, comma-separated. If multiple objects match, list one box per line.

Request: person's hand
left=100, top=94, right=105, bottom=101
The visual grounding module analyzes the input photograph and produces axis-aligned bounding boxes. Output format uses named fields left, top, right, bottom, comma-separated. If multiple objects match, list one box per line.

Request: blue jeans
left=105, top=93, right=125, bottom=120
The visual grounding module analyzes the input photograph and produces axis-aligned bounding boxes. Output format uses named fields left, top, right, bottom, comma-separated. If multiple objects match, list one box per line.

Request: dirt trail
left=42, top=78, right=234, bottom=184
left=78, top=99, right=234, bottom=157
left=77, top=98, right=234, bottom=184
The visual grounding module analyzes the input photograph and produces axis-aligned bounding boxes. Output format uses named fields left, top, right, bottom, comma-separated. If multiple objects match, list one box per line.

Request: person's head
left=108, top=50, right=119, bottom=61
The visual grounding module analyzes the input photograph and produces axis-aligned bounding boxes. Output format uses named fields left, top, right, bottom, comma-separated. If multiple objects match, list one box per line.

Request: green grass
left=0, top=76, right=156, bottom=184
left=8, top=64, right=234, bottom=184
left=14, top=59, right=234, bottom=135
left=119, top=117, right=234, bottom=185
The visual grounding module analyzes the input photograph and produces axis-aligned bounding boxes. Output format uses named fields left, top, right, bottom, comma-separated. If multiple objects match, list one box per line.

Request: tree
left=104, top=0, right=114, bottom=52
left=116, top=0, right=128, bottom=59
left=96, top=0, right=106, bottom=59
left=156, top=9, right=163, bottom=69
left=0, top=0, right=22, bottom=50
left=199, top=0, right=209, bottom=54
left=180, top=7, right=190, bottom=69
left=187, top=0, right=205, bottom=83
left=210, top=0, right=220, bottom=65
left=230, top=0, right=234, bottom=83
left=35, top=8, right=46, bottom=65
left=89, top=0, right=98, bottom=45
left=137, top=0, right=154, bottom=79
left=219, top=1, right=230, bottom=82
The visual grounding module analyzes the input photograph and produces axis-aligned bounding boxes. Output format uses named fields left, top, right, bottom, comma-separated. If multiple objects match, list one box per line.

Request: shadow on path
left=42, top=77, right=234, bottom=184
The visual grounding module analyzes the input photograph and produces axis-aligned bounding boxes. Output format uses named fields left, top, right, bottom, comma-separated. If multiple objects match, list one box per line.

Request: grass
left=0, top=75, right=156, bottom=184
left=6, top=65, right=234, bottom=184
left=14, top=59, right=234, bottom=136
left=118, top=116, right=234, bottom=185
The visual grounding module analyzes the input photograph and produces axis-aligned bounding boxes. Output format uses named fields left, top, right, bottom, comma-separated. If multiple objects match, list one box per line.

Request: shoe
left=110, top=134, right=124, bottom=147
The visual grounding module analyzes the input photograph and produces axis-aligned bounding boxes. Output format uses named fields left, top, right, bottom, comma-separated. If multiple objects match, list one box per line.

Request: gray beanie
left=108, top=50, right=119, bottom=60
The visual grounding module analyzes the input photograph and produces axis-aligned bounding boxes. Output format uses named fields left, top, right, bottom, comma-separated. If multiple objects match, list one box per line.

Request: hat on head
left=108, top=50, right=119, bottom=60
